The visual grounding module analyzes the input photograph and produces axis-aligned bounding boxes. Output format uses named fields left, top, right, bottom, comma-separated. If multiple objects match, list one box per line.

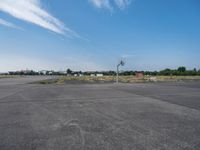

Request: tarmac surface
left=0, top=76, right=200, bottom=150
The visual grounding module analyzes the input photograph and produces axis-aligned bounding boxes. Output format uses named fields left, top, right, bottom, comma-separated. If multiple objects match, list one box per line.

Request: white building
left=96, top=74, right=103, bottom=77
left=39, top=70, right=48, bottom=75
left=90, top=74, right=95, bottom=77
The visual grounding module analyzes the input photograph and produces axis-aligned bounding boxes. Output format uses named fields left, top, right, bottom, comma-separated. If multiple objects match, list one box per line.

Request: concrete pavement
left=0, top=77, right=200, bottom=150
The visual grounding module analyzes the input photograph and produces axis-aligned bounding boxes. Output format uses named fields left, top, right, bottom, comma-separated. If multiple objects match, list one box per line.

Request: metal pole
left=116, top=64, right=119, bottom=83
left=116, top=60, right=125, bottom=84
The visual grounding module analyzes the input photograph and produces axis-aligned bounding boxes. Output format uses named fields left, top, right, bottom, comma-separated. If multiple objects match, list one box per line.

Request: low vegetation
left=0, top=75, right=19, bottom=79
left=37, top=75, right=200, bottom=85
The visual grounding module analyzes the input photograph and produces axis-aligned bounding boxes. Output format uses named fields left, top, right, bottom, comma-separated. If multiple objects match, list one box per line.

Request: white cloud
left=121, top=54, right=136, bottom=58
left=89, top=0, right=113, bottom=10
left=89, top=0, right=131, bottom=10
left=0, top=0, right=77, bottom=36
left=0, top=18, right=21, bottom=29
left=114, top=0, right=132, bottom=9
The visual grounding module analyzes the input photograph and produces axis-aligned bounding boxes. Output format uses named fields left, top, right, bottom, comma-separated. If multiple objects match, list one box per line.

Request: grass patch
left=0, top=75, right=20, bottom=79
left=37, top=79, right=58, bottom=84
left=36, top=75, right=200, bottom=84
left=33, top=75, right=200, bottom=85
left=152, top=76, right=200, bottom=82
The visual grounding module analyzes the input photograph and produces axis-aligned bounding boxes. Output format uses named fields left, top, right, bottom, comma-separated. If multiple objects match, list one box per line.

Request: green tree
left=178, top=66, right=186, bottom=72
left=66, top=68, right=72, bottom=75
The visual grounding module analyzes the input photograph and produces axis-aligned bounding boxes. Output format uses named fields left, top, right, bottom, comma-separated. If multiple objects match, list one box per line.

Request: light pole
left=116, top=60, right=125, bottom=83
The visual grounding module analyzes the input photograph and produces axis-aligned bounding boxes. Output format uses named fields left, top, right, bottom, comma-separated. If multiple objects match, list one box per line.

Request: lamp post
left=116, top=60, right=125, bottom=83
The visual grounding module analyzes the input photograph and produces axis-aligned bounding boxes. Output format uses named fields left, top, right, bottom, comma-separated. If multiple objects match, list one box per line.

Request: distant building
left=96, top=74, right=103, bottom=77
left=58, top=71, right=67, bottom=75
left=48, top=71, right=53, bottom=75
left=39, top=70, right=48, bottom=75
left=135, top=72, right=144, bottom=78
left=90, top=74, right=95, bottom=77
left=21, top=69, right=32, bottom=74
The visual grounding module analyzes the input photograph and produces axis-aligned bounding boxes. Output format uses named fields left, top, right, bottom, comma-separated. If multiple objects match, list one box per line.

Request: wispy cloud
left=89, top=0, right=132, bottom=10
left=114, top=0, right=132, bottom=9
left=0, top=0, right=77, bottom=36
left=89, top=0, right=113, bottom=10
left=121, top=54, right=136, bottom=58
left=0, top=18, right=21, bottom=29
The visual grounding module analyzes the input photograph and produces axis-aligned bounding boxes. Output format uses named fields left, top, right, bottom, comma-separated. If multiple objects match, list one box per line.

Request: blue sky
left=0, top=0, right=200, bottom=72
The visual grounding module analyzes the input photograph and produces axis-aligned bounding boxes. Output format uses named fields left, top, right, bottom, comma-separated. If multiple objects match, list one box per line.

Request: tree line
left=5, top=67, right=200, bottom=76
left=121, top=67, right=200, bottom=76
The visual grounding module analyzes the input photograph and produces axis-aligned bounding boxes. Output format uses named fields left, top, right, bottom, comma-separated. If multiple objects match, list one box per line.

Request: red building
left=135, top=72, right=144, bottom=78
